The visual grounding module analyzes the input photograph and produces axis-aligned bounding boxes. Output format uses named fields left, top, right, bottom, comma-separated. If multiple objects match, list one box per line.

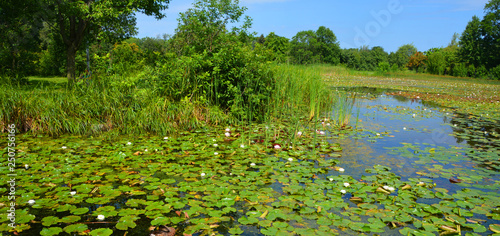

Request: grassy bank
left=0, top=64, right=343, bottom=136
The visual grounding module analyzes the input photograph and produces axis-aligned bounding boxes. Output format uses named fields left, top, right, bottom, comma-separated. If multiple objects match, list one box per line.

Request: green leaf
left=89, top=228, right=113, bottom=236
left=40, top=227, right=63, bottom=236
left=42, top=216, right=60, bottom=227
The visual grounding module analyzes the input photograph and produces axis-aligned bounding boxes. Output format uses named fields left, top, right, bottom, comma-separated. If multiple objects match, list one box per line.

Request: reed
left=0, top=64, right=354, bottom=135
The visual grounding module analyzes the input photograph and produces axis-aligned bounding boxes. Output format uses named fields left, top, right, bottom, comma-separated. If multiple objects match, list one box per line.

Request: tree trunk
left=67, top=45, right=77, bottom=82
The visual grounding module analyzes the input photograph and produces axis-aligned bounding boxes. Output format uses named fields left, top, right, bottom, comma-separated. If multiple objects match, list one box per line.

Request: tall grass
left=0, top=76, right=233, bottom=136
left=1, top=64, right=356, bottom=136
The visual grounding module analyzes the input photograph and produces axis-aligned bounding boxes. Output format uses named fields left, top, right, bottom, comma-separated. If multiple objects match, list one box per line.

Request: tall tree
left=39, top=0, right=171, bottom=81
left=316, top=26, right=341, bottom=64
left=264, top=32, right=290, bottom=62
left=0, top=0, right=42, bottom=78
left=482, top=0, right=500, bottom=68
left=173, top=0, right=251, bottom=56
left=459, top=16, right=483, bottom=67
left=394, top=44, right=417, bottom=69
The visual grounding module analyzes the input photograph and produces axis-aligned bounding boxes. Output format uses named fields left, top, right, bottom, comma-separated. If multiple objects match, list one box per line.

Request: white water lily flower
left=240, top=144, right=245, bottom=148
left=230, top=173, right=233, bottom=176
left=213, top=143, right=218, bottom=147
left=70, top=191, right=76, bottom=196
left=28, top=199, right=36, bottom=205
left=376, top=133, right=380, bottom=136
left=25, top=164, right=29, bottom=170
left=274, top=144, right=281, bottom=149
left=288, top=158, right=293, bottom=162
left=225, top=128, right=230, bottom=132
left=340, top=189, right=347, bottom=194
left=214, top=152, right=218, bottom=155
left=201, top=173, right=206, bottom=177
left=97, top=215, right=105, bottom=221
left=338, top=168, right=345, bottom=172
left=454, top=124, right=457, bottom=127
left=403, top=127, right=406, bottom=130
left=329, top=178, right=334, bottom=182
left=250, top=163, right=256, bottom=167
left=126, top=142, right=132, bottom=145
left=164, top=137, right=169, bottom=140
left=412, top=114, right=416, bottom=118
left=419, top=182, right=424, bottom=185
left=62, top=146, right=67, bottom=149
left=212, top=139, right=216, bottom=142
left=383, top=185, right=390, bottom=190
left=319, top=131, right=325, bottom=135
left=344, top=183, right=350, bottom=187
left=387, top=186, right=395, bottom=191
left=144, top=149, right=148, bottom=152
left=225, top=132, right=230, bottom=137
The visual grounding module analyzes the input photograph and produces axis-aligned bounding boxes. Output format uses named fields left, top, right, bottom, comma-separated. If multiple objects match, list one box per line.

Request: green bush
left=489, top=65, right=500, bottom=80
left=452, top=63, right=468, bottom=77
left=153, top=43, right=274, bottom=120
left=377, top=62, right=391, bottom=73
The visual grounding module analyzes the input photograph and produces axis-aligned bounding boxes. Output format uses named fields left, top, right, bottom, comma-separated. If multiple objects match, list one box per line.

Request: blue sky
left=135, top=0, right=489, bottom=53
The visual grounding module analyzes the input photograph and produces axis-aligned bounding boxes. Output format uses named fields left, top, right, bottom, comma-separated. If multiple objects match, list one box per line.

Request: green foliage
left=459, top=16, right=483, bottom=67
left=377, top=61, right=391, bottom=73
left=489, top=65, right=500, bottom=80
left=171, top=0, right=251, bottom=55
left=290, top=26, right=340, bottom=65
left=152, top=0, right=278, bottom=120
left=392, top=44, right=417, bottom=69
left=453, top=63, right=468, bottom=77
left=342, top=46, right=389, bottom=71
left=109, top=42, right=143, bottom=75
left=407, top=52, right=427, bottom=73
left=457, top=0, right=500, bottom=78
left=264, top=32, right=290, bottom=63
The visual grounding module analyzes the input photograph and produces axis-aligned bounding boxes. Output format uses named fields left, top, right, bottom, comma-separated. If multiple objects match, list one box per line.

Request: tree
left=38, top=0, right=171, bottom=81
left=172, top=0, right=251, bottom=56
left=290, top=30, right=319, bottom=64
left=482, top=0, right=500, bottom=69
left=407, top=52, right=427, bottom=72
left=459, top=16, right=483, bottom=67
left=393, top=44, right=417, bottom=69
left=0, top=0, right=43, bottom=78
left=290, top=26, right=340, bottom=65
left=425, top=48, right=446, bottom=75
left=264, top=32, right=290, bottom=62
left=316, top=26, right=341, bottom=64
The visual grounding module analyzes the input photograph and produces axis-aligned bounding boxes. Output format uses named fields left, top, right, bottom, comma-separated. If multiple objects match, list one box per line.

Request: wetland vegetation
left=1, top=0, right=500, bottom=235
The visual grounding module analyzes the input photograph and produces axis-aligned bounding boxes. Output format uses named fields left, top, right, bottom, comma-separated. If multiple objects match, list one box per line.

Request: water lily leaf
left=60, top=215, right=81, bottom=224
left=116, top=215, right=139, bottom=230
left=238, top=216, right=259, bottom=225
left=228, top=226, right=244, bottom=235
left=41, top=216, right=60, bottom=226
left=89, top=228, right=113, bottom=236
left=490, top=224, right=500, bottom=233
left=63, top=223, right=88, bottom=233
left=70, top=207, right=89, bottom=215
left=40, top=227, right=63, bottom=236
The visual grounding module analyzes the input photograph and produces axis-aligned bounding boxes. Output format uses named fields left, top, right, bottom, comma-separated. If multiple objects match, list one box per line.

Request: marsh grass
left=1, top=64, right=355, bottom=135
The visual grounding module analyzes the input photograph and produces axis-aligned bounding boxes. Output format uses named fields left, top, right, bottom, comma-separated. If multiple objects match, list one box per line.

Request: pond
left=1, top=88, right=499, bottom=236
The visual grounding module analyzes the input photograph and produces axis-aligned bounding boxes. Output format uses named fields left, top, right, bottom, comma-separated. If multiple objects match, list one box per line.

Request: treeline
left=1, top=0, right=499, bottom=81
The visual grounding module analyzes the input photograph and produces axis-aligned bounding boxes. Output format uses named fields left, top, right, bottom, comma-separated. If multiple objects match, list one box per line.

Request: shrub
left=377, top=62, right=391, bottom=73
left=489, top=65, right=500, bottom=80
